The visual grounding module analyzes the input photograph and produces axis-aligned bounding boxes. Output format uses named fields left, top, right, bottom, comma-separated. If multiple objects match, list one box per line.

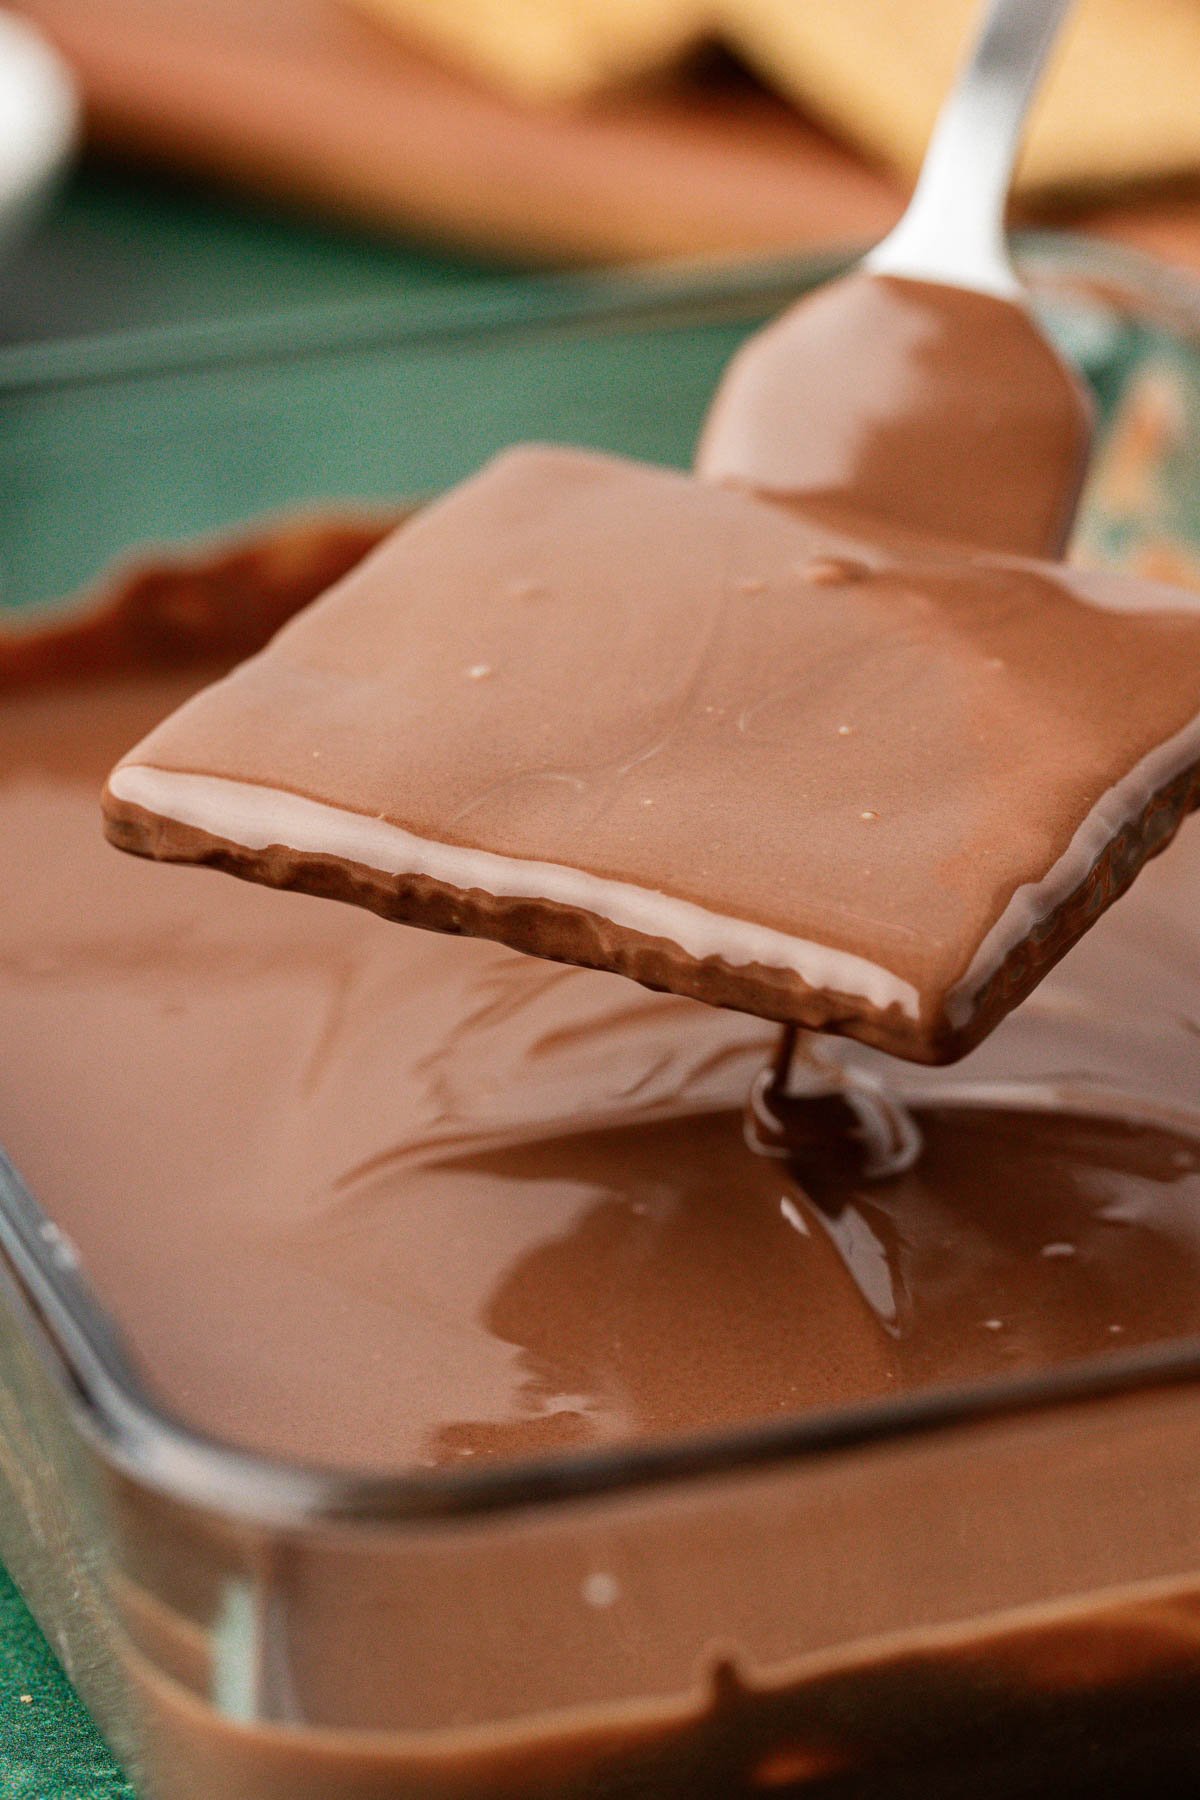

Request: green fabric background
left=0, top=1569, right=133, bottom=1798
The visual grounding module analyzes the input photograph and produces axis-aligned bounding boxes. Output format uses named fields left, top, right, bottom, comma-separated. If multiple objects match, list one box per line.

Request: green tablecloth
left=0, top=160, right=520, bottom=1800
left=0, top=164, right=506, bottom=344
left=0, top=1570, right=132, bottom=1798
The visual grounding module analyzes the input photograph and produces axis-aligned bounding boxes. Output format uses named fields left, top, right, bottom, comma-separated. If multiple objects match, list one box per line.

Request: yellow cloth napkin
left=350, top=0, right=705, bottom=105
left=352, top=0, right=1200, bottom=196
left=722, top=0, right=1200, bottom=196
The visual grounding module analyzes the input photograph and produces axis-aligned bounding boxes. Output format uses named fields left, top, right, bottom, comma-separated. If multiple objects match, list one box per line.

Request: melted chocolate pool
left=3, top=663, right=1200, bottom=1472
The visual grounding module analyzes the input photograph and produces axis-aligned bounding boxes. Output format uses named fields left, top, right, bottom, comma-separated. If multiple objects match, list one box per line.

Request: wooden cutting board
left=14, top=0, right=902, bottom=262
left=15, top=0, right=1200, bottom=273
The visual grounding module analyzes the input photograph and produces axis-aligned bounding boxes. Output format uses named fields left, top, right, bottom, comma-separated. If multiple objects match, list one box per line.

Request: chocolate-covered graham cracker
left=103, top=447, right=1200, bottom=1062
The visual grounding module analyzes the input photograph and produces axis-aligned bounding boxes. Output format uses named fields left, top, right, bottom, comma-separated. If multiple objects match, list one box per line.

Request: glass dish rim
left=6, top=226, right=1200, bottom=1533
left=4, top=227, right=1200, bottom=399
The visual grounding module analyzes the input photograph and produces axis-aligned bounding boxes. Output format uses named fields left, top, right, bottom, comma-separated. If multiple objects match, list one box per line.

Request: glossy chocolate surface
left=697, top=273, right=1093, bottom=558
left=105, top=448, right=1200, bottom=1061
left=6, top=661, right=1200, bottom=1469
left=6, top=543, right=1200, bottom=1794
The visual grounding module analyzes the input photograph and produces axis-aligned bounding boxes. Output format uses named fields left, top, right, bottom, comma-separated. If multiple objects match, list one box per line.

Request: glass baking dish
left=4, top=235, right=1200, bottom=1799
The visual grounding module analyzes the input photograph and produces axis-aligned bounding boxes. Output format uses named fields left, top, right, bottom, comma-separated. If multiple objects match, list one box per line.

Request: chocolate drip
left=750, top=1027, right=923, bottom=1183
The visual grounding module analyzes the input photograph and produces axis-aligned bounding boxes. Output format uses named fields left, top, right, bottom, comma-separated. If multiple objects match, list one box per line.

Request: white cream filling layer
left=107, top=765, right=920, bottom=1020
left=945, top=710, right=1200, bottom=1028
left=111, top=702, right=1200, bottom=1039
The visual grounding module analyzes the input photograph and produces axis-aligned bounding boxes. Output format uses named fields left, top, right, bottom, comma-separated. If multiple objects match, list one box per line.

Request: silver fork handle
left=867, top=0, right=1076, bottom=298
